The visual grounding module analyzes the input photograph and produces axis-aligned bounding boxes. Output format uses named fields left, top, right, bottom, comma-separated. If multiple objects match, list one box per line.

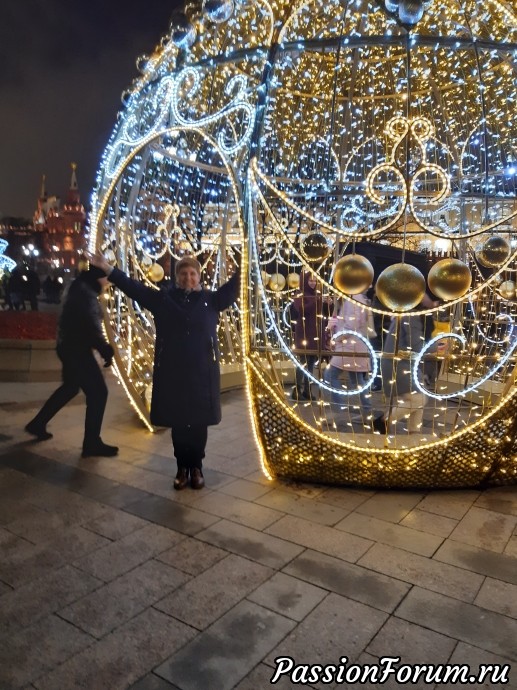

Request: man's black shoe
left=25, top=422, right=53, bottom=441
left=82, top=441, right=119, bottom=458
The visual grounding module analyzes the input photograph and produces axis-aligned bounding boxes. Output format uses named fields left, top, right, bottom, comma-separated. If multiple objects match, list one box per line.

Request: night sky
left=1, top=0, right=180, bottom=220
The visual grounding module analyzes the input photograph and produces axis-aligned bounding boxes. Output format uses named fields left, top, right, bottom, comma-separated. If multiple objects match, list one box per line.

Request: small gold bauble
left=376, top=263, right=426, bottom=312
left=498, top=280, right=516, bottom=300
left=147, top=263, right=165, bottom=282
left=427, top=258, right=472, bottom=301
left=77, top=259, right=89, bottom=272
left=268, top=273, right=286, bottom=291
left=260, top=271, right=270, bottom=285
left=333, top=254, right=374, bottom=295
left=287, top=273, right=300, bottom=289
left=300, top=232, right=331, bottom=262
left=476, top=237, right=511, bottom=268
left=104, top=249, right=117, bottom=266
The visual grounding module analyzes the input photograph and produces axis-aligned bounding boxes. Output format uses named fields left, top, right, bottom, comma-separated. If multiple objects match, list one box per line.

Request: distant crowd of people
left=1, top=267, right=63, bottom=310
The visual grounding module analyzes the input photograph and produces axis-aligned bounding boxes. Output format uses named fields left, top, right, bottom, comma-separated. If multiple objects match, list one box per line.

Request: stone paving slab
left=124, top=494, right=221, bottom=535
left=33, top=608, right=197, bottom=690
left=196, top=519, right=305, bottom=569
left=247, top=571, right=327, bottom=621
left=154, top=600, right=296, bottom=690
left=154, top=554, right=273, bottom=630
left=444, top=642, right=517, bottom=689
left=73, top=523, right=184, bottom=582
left=434, top=538, right=517, bottom=585
left=284, top=549, right=410, bottom=613
left=155, top=536, right=226, bottom=575
left=335, top=511, right=443, bottom=556
left=358, top=541, right=484, bottom=602
left=263, top=593, right=389, bottom=678
left=395, top=586, right=517, bottom=661
left=0, top=614, right=94, bottom=689
left=265, top=514, right=373, bottom=562
left=0, top=564, right=102, bottom=635
left=59, top=559, right=189, bottom=638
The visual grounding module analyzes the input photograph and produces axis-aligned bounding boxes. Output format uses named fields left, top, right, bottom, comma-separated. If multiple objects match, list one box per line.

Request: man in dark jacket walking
left=25, top=266, right=118, bottom=457
left=87, top=250, right=240, bottom=490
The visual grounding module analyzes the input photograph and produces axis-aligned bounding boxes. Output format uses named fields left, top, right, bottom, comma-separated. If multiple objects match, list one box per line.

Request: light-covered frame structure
left=89, top=0, right=517, bottom=488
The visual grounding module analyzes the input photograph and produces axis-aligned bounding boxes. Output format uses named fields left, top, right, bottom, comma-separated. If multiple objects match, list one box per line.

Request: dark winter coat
left=57, top=276, right=113, bottom=361
left=108, top=267, right=239, bottom=428
left=290, top=273, right=330, bottom=352
left=381, top=313, right=424, bottom=397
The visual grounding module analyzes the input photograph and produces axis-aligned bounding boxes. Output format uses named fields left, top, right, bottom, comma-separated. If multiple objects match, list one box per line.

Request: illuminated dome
left=90, top=0, right=517, bottom=488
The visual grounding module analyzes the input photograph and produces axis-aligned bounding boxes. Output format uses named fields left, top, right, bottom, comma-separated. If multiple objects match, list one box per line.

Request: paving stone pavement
left=1, top=375, right=517, bottom=689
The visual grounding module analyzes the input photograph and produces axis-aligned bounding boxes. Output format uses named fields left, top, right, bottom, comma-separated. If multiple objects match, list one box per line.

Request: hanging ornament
left=398, top=0, right=424, bottom=25
left=185, top=0, right=203, bottom=22
left=169, top=12, right=197, bottom=49
left=77, top=258, right=89, bottom=272
left=376, top=263, right=426, bottom=312
left=286, top=273, right=301, bottom=289
left=260, top=271, right=271, bottom=285
left=147, top=263, right=165, bottom=282
left=498, top=280, right=516, bottom=300
left=427, top=258, right=472, bottom=301
left=300, top=232, right=331, bottom=262
left=384, top=0, right=399, bottom=11
left=476, top=237, right=511, bottom=268
left=202, top=0, right=234, bottom=23
left=268, top=273, right=286, bottom=291
left=141, top=255, right=153, bottom=269
left=333, top=254, right=374, bottom=295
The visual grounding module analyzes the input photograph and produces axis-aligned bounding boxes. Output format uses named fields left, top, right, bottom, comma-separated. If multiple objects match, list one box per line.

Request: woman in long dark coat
left=87, top=251, right=239, bottom=490
left=290, top=272, right=330, bottom=400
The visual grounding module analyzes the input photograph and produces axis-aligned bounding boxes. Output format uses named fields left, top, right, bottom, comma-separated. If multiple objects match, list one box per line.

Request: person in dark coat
left=25, top=268, right=40, bottom=311
left=290, top=272, right=331, bottom=400
left=373, top=310, right=426, bottom=435
left=25, top=266, right=117, bottom=457
left=87, top=250, right=240, bottom=490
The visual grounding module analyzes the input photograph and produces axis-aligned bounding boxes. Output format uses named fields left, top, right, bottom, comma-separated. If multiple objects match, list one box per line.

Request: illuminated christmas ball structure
left=89, top=0, right=517, bottom=488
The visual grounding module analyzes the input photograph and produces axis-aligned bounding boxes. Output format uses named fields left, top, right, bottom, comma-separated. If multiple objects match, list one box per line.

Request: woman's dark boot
left=190, top=468, right=205, bottom=490
left=173, top=468, right=189, bottom=490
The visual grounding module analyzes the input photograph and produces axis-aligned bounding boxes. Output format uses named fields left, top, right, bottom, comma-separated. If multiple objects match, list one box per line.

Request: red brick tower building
left=33, top=164, right=86, bottom=270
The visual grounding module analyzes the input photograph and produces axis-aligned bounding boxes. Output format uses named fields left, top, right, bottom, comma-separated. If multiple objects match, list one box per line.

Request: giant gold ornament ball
left=427, top=258, right=472, bottom=301
left=498, top=280, right=516, bottom=300
left=300, top=232, right=331, bottom=262
left=268, top=273, right=286, bottom=291
left=476, top=236, right=511, bottom=268
left=376, top=263, right=426, bottom=312
left=334, top=254, right=374, bottom=295
left=287, top=273, right=300, bottom=289
left=147, top=263, right=165, bottom=282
